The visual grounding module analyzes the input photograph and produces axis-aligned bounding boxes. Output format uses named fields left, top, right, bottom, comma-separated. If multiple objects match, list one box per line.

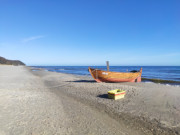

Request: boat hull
left=89, top=67, right=142, bottom=83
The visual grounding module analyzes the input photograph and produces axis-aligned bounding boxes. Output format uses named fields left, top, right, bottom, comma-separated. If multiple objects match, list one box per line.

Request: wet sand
left=0, top=65, right=180, bottom=135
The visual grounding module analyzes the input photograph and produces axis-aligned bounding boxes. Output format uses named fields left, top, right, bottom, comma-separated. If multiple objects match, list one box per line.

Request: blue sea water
left=33, top=66, right=180, bottom=84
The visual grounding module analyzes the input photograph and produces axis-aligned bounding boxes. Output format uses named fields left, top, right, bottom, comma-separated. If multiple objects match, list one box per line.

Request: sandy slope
left=0, top=65, right=180, bottom=135
left=0, top=66, right=72, bottom=135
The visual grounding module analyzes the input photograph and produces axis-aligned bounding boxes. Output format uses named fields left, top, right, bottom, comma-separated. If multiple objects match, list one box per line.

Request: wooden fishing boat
left=88, top=67, right=142, bottom=83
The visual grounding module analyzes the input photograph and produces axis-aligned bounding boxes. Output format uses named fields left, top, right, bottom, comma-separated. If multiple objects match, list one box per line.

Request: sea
left=33, top=66, right=180, bottom=85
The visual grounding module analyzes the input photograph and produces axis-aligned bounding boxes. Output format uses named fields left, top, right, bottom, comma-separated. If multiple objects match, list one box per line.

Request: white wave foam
left=59, top=69, right=65, bottom=70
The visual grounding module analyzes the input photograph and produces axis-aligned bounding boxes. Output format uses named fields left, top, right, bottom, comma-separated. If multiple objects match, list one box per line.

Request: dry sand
left=0, top=65, right=180, bottom=135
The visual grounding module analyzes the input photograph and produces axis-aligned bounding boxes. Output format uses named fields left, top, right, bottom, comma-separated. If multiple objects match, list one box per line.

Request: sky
left=0, top=0, right=180, bottom=66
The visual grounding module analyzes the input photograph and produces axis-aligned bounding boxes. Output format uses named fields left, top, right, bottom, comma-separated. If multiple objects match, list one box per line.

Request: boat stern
left=88, top=67, right=102, bottom=83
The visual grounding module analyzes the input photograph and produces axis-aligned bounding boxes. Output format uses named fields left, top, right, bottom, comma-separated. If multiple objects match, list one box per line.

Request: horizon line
left=28, top=65, right=180, bottom=67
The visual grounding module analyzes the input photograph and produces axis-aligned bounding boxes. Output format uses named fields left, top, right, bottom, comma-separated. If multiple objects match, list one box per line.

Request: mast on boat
left=106, top=61, right=109, bottom=71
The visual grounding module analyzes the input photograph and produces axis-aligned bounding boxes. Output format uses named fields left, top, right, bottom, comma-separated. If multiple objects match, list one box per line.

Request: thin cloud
left=22, top=35, right=44, bottom=43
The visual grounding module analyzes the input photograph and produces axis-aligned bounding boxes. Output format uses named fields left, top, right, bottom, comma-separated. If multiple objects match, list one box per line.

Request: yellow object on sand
left=108, top=89, right=126, bottom=100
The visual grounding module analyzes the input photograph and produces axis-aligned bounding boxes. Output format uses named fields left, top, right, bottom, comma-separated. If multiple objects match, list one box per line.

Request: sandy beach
left=0, top=65, right=180, bottom=135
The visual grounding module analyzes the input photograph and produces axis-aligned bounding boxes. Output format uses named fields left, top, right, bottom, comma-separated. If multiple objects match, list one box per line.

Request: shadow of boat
left=66, top=80, right=96, bottom=83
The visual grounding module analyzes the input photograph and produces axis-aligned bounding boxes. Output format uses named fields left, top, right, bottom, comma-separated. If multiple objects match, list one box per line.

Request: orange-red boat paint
left=89, top=67, right=142, bottom=83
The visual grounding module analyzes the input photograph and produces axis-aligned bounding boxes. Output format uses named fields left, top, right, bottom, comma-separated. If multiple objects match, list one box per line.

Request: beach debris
left=108, top=89, right=126, bottom=100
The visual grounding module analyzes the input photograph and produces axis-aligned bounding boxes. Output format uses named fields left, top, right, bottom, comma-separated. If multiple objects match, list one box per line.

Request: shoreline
left=31, top=66, right=180, bottom=86
left=0, top=65, right=180, bottom=135
left=142, top=78, right=180, bottom=86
